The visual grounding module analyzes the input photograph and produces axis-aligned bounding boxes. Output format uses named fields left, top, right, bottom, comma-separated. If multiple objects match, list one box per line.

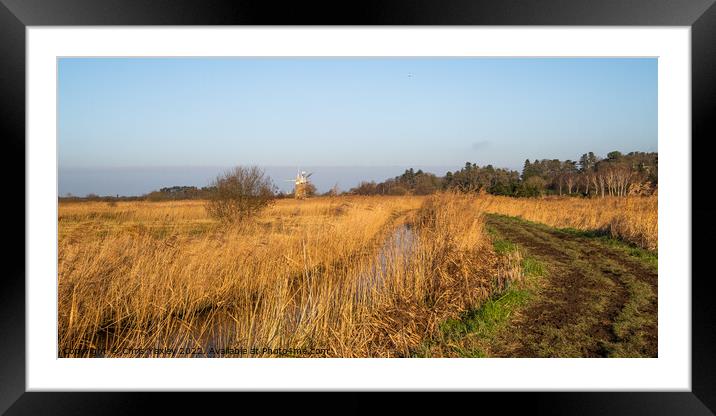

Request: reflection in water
left=357, top=224, right=417, bottom=295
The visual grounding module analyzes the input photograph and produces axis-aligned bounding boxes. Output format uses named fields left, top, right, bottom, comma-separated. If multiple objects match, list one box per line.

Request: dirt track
left=485, top=214, right=657, bottom=358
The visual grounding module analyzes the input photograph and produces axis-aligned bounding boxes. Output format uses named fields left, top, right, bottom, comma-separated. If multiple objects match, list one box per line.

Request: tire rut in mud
left=485, top=214, right=657, bottom=358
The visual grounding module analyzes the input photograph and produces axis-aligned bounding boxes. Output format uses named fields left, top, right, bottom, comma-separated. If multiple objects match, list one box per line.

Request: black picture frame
left=2, top=0, right=713, bottom=414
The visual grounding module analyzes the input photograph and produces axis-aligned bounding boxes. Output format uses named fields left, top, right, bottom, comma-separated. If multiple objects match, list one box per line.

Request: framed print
left=2, top=0, right=714, bottom=414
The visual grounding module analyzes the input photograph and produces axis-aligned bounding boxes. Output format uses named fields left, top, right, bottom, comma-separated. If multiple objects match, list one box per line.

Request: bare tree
left=205, top=166, right=276, bottom=222
left=564, top=173, right=576, bottom=195
left=613, top=164, right=633, bottom=196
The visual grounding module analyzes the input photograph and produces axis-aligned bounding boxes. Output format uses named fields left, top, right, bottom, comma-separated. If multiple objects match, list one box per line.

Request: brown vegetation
left=59, top=194, right=510, bottom=357
left=57, top=192, right=656, bottom=357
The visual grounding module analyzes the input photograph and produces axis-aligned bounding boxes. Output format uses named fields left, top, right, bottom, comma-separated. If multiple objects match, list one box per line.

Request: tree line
left=59, top=150, right=657, bottom=203
left=348, top=151, right=657, bottom=197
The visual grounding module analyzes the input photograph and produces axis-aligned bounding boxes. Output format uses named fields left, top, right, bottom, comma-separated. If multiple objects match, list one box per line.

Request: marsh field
left=58, top=194, right=657, bottom=358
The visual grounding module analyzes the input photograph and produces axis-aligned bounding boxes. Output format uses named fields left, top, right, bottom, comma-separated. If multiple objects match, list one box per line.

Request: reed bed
left=58, top=194, right=505, bottom=357
left=58, top=193, right=655, bottom=357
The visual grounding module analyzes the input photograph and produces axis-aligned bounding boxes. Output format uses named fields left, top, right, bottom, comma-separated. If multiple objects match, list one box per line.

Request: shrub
left=387, top=185, right=408, bottom=196
left=519, top=176, right=547, bottom=197
left=205, top=166, right=276, bottom=222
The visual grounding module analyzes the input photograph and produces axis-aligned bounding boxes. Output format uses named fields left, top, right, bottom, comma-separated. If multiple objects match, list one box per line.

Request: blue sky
left=58, top=57, right=657, bottom=196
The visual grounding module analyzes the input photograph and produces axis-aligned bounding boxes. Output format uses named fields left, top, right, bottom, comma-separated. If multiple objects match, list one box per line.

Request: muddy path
left=485, top=214, right=657, bottom=358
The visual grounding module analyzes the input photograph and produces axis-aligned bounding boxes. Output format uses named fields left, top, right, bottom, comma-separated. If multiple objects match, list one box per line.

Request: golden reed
left=58, top=193, right=655, bottom=357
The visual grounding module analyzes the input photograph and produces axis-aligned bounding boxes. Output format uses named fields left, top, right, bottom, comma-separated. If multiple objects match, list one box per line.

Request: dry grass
left=57, top=193, right=657, bottom=357
left=473, top=195, right=658, bottom=251
left=58, top=194, right=501, bottom=357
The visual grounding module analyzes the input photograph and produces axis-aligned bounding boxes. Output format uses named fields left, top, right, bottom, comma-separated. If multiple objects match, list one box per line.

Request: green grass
left=558, top=227, right=658, bottom=270
left=522, top=257, right=546, bottom=277
left=485, top=213, right=657, bottom=357
left=434, top=287, right=532, bottom=357
left=411, top=233, right=546, bottom=357
left=492, top=239, right=518, bottom=255
left=492, top=214, right=657, bottom=269
left=608, top=277, right=656, bottom=357
left=598, top=238, right=658, bottom=270
left=416, top=214, right=656, bottom=358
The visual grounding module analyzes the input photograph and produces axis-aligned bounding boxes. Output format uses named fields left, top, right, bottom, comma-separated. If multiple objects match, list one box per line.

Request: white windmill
left=285, top=170, right=314, bottom=199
